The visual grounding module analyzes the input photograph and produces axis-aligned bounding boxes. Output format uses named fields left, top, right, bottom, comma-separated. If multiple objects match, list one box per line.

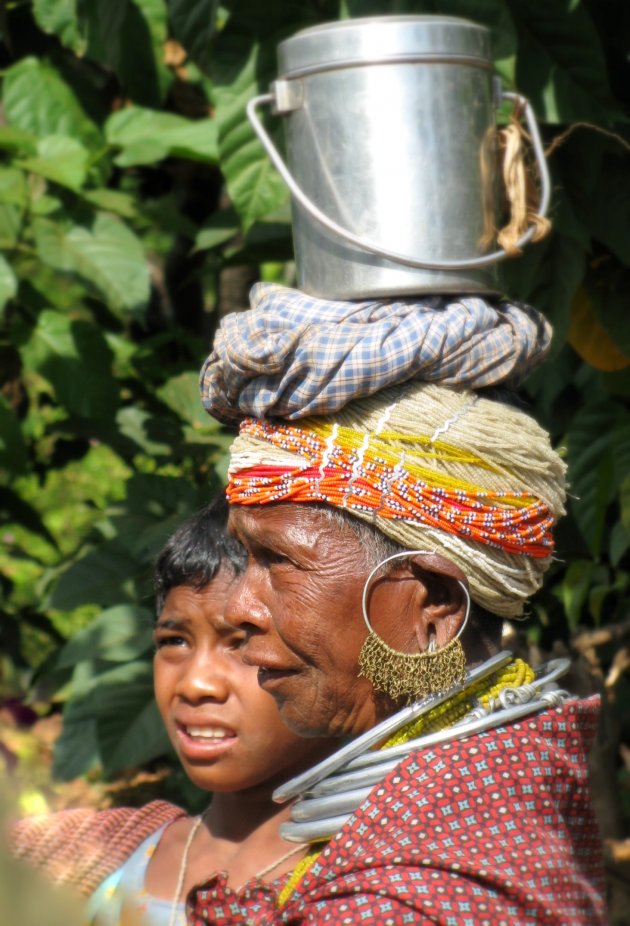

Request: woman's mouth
left=257, top=666, right=298, bottom=690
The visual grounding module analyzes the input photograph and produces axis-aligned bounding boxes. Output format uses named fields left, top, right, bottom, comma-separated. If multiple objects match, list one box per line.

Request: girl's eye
left=153, top=633, right=187, bottom=650
left=227, top=632, right=247, bottom=651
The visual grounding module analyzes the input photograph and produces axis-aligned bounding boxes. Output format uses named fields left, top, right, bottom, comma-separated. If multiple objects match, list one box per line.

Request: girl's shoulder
left=9, top=799, right=186, bottom=896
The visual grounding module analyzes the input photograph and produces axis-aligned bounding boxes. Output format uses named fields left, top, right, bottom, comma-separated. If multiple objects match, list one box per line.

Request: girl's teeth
left=186, top=727, right=229, bottom=739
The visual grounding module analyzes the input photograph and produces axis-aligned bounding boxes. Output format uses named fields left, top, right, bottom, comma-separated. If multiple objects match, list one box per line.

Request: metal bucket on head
left=247, top=15, right=550, bottom=300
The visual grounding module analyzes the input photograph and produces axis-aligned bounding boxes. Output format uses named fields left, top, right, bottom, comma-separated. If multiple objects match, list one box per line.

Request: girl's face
left=153, top=567, right=332, bottom=794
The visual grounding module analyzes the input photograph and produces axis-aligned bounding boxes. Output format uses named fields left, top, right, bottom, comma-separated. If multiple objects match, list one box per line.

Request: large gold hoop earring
left=357, top=551, right=470, bottom=704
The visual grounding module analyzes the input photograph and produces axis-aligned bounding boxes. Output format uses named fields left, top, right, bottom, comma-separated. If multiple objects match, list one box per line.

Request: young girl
left=12, top=496, right=335, bottom=925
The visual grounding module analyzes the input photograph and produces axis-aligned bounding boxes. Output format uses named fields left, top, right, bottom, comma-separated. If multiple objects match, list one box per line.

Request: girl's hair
left=154, top=493, right=246, bottom=614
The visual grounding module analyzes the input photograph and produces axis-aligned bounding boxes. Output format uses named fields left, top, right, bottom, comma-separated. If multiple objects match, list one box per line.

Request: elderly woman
left=189, top=284, right=607, bottom=926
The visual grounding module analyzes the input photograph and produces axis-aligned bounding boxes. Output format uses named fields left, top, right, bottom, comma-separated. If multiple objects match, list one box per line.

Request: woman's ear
left=406, top=553, right=470, bottom=650
left=365, top=552, right=469, bottom=655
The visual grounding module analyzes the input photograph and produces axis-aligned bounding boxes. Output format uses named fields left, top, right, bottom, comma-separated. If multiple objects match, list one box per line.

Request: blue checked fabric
left=201, top=283, right=552, bottom=422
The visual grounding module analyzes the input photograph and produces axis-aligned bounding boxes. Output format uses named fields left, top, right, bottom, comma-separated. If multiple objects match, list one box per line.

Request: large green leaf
left=0, top=167, right=28, bottom=208
left=156, top=371, right=214, bottom=429
left=212, top=35, right=288, bottom=230
left=555, top=558, right=596, bottom=631
left=32, top=0, right=87, bottom=54
left=19, top=309, right=119, bottom=421
left=509, top=0, right=620, bottom=124
left=18, top=135, right=89, bottom=191
left=588, top=266, right=630, bottom=361
left=0, top=488, right=57, bottom=546
left=2, top=57, right=102, bottom=147
left=0, top=254, right=17, bottom=316
left=0, top=126, right=38, bottom=155
left=52, top=714, right=100, bottom=780
left=578, top=154, right=630, bottom=268
left=97, top=679, right=171, bottom=775
left=55, top=660, right=171, bottom=776
left=115, top=406, right=176, bottom=456
left=80, top=189, right=138, bottom=219
left=50, top=604, right=154, bottom=668
left=33, top=214, right=150, bottom=317
left=49, top=541, right=143, bottom=610
left=502, top=229, right=585, bottom=350
left=82, top=0, right=170, bottom=106
left=106, top=106, right=217, bottom=166
left=87, top=661, right=170, bottom=776
left=169, top=0, right=220, bottom=72
left=566, top=401, right=619, bottom=556
left=0, top=395, right=26, bottom=473
left=0, top=204, right=23, bottom=249
left=620, top=473, right=630, bottom=535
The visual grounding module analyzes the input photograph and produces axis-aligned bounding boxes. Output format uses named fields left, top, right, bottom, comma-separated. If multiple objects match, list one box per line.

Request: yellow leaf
left=568, top=287, right=630, bottom=371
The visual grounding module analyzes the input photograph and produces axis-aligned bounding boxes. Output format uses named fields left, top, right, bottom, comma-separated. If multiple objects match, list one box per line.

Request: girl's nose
left=177, top=650, right=230, bottom=704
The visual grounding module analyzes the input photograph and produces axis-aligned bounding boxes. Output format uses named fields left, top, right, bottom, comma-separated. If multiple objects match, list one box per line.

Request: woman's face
left=153, top=567, right=333, bottom=793
left=226, top=505, right=395, bottom=739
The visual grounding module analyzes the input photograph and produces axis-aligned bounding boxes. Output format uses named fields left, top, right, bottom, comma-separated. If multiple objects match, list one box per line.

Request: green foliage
left=0, top=0, right=629, bottom=803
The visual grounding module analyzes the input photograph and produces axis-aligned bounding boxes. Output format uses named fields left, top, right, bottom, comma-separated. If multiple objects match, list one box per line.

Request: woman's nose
left=224, top=569, right=270, bottom=637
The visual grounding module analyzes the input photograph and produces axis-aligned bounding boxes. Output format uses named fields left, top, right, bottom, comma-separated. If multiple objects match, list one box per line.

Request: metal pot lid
left=277, top=16, right=491, bottom=78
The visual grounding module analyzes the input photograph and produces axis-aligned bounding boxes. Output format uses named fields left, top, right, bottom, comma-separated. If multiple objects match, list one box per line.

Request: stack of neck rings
left=201, top=282, right=566, bottom=619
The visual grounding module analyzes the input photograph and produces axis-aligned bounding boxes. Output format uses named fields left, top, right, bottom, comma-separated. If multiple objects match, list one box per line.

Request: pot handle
left=246, top=87, right=550, bottom=271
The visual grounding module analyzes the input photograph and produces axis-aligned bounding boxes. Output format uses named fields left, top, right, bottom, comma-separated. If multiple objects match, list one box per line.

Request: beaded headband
left=227, top=417, right=555, bottom=558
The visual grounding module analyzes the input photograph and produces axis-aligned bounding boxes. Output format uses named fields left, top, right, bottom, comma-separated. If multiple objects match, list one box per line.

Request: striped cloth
left=201, top=283, right=552, bottom=422
left=9, top=800, right=184, bottom=897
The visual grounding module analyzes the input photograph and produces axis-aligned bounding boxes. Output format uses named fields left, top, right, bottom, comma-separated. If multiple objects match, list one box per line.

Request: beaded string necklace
left=277, top=657, right=534, bottom=907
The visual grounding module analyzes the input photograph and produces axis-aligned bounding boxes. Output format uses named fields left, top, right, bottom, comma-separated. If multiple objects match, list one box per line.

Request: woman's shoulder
left=9, top=799, right=185, bottom=896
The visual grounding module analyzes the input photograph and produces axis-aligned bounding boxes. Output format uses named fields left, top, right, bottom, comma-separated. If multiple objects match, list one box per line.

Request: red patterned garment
left=186, top=697, right=606, bottom=925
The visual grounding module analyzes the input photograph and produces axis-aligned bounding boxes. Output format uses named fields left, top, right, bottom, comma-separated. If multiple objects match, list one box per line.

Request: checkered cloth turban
left=201, top=283, right=551, bottom=423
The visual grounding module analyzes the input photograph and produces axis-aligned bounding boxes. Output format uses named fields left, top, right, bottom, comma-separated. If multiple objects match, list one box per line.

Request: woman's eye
left=260, top=548, right=291, bottom=567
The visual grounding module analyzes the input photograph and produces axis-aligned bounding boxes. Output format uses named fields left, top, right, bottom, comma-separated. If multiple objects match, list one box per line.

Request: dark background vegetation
left=1, top=0, right=629, bottom=920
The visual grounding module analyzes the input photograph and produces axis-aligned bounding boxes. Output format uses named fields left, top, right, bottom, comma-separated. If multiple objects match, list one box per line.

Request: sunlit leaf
left=18, top=135, right=89, bottom=191
left=0, top=167, right=28, bottom=207
left=0, top=126, right=38, bottom=155
left=568, top=287, right=630, bottom=372
left=50, top=604, right=154, bottom=667
left=80, top=189, right=138, bottom=218
left=19, top=309, right=118, bottom=421
left=156, top=371, right=214, bottom=429
left=33, top=214, right=150, bottom=317
left=106, top=106, right=217, bottom=166
left=556, top=559, right=595, bottom=632
left=32, top=0, right=87, bottom=54
left=0, top=254, right=17, bottom=315
left=2, top=56, right=101, bottom=146
left=0, top=204, right=22, bottom=249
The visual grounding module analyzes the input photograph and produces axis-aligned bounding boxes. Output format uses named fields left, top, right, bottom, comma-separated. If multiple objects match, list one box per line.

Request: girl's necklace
left=167, top=811, right=306, bottom=926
